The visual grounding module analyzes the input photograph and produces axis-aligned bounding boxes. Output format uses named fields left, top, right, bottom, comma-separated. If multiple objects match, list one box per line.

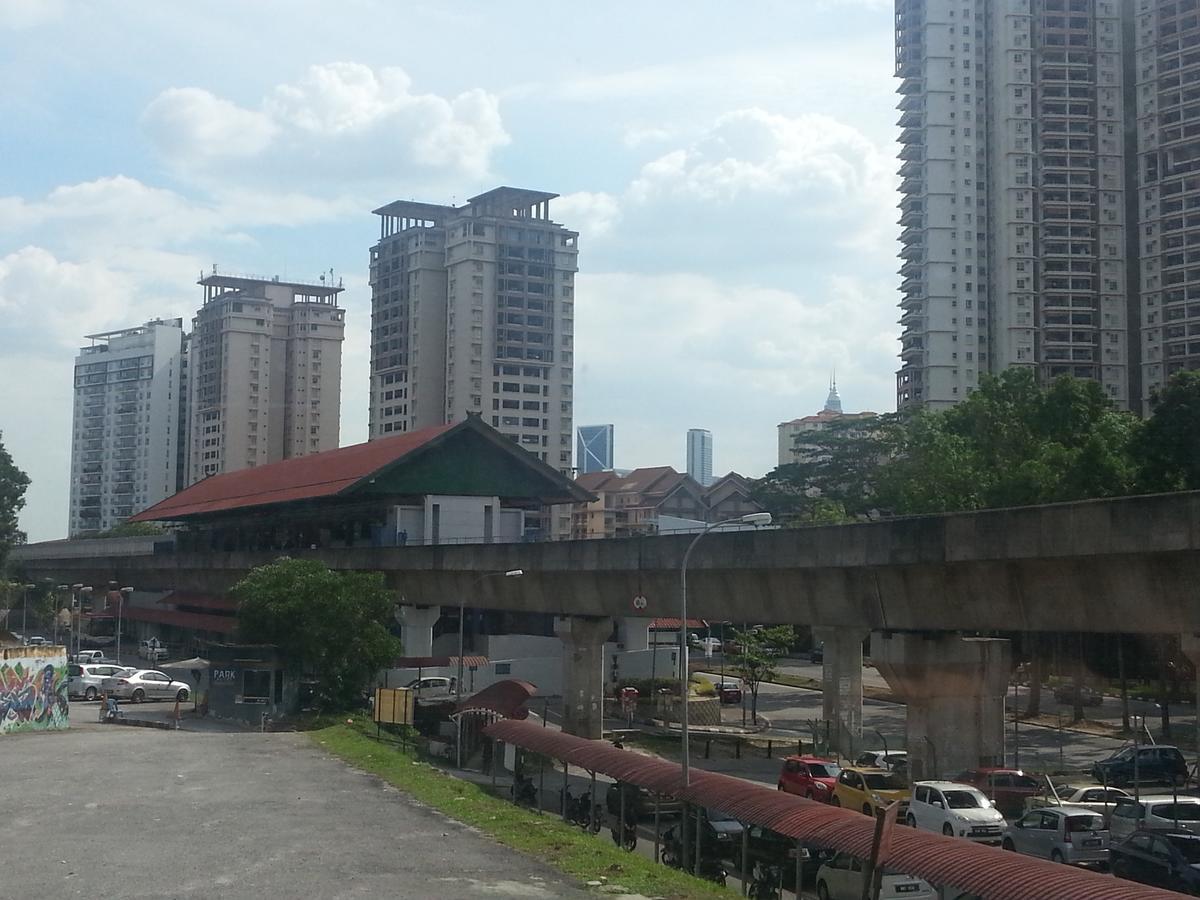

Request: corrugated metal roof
left=650, top=618, right=707, bottom=629
left=485, top=720, right=1186, bottom=900
left=455, top=679, right=537, bottom=720
left=390, top=655, right=489, bottom=670
left=119, top=604, right=237, bottom=635
left=158, top=591, right=237, bottom=612
left=130, top=424, right=456, bottom=522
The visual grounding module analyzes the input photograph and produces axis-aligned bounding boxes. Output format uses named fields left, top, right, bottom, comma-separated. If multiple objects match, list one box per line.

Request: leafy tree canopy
left=726, top=625, right=794, bottom=722
left=232, top=557, right=401, bottom=709
left=1136, top=370, right=1200, bottom=492
left=86, top=521, right=166, bottom=539
left=0, top=431, right=30, bottom=570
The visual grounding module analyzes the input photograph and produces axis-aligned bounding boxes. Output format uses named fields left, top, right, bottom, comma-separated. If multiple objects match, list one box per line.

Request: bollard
left=767, top=740, right=773, bottom=758
left=705, top=739, right=712, bottom=759
left=735, top=740, right=742, bottom=760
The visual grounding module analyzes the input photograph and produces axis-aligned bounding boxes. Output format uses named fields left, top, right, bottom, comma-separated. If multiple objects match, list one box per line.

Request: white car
left=690, top=636, right=723, bottom=654
left=906, top=781, right=1005, bottom=844
left=1109, top=795, right=1200, bottom=842
left=854, top=750, right=908, bottom=773
left=404, top=676, right=458, bottom=699
left=68, top=663, right=135, bottom=701
left=101, top=669, right=191, bottom=703
left=1047, top=786, right=1130, bottom=816
left=815, top=853, right=936, bottom=900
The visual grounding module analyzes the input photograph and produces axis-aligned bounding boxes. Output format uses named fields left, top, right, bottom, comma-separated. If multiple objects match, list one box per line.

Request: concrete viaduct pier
left=15, top=490, right=1200, bottom=766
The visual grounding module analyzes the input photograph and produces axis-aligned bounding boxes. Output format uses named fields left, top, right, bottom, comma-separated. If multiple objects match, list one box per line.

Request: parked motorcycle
left=510, top=773, right=537, bottom=808
left=748, top=861, right=782, bottom=899
left=660, top=825, right=728, bottom=886
left=610, top=814, right=637, bottom=851
left=560, top=788, right=602, bottom=833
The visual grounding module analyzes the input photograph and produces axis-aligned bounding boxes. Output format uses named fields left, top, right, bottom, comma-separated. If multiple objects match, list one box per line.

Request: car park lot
left=4, top=726, right=591, bottom=899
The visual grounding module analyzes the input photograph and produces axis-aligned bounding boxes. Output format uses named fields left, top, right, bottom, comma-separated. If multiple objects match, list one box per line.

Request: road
left=3, top=724, right=593, bottom=899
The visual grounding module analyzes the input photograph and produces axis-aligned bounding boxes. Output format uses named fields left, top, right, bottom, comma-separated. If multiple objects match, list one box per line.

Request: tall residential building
left=188, top=273, right=344, bottom=484
left=369, top=187, right=579, bottom=475
left=576, top=424, right=614, bottom=474
left=68, top=319, right=186, bottom=536
left=896, top=0, right=1132, bottom=411
left=686, top=428, right=713, bottom=487
left=1134, top=1, right=1200, bottom=408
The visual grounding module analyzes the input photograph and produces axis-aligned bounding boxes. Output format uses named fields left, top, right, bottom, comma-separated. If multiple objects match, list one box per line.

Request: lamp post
left=117, top=587, right=134, bottom=664
left=679, top=512, right=772, bottom=786
left=19, top=583, right=35, bottom=642
left=70, top=584, right=84, bottom=657
left=54, top=584, right=68, bottom=646
left=457, top=569, right=523, bottom=767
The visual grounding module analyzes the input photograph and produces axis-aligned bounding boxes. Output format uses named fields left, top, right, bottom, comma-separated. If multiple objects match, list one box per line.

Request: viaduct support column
left=873, top=633, right=1010, bottom=783
left=397, top=605, right=441, bottom=657
left=814, top=627, right=866, bottom=758
left=556, top=616, right=612, bottom=739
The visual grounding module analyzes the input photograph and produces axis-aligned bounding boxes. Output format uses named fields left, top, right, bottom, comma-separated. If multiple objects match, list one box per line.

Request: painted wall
left=1, top=646, right=69, bottom=734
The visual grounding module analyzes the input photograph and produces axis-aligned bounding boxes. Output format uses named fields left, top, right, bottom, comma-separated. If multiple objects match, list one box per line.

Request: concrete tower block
left=556, top=615, right=612, bottom=739
left=814, top=627, right=868, bottom=757
left=873, top=633, right=1011, bottom=782
left=397, top=605, right=441, bottom=657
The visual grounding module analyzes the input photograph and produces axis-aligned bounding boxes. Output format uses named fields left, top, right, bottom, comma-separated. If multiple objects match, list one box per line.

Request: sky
left=0, top=0, right=902, bottom=543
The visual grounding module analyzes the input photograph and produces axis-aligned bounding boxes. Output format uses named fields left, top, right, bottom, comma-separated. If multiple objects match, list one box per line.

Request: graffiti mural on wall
left=1, top=649, right=69, bottom=734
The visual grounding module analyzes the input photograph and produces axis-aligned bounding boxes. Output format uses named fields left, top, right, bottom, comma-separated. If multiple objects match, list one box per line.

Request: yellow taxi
left=830, top=766, right=910, bottom=816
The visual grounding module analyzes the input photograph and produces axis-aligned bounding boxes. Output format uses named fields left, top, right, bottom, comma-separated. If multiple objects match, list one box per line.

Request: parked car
left=809, top=642, right=824, bottom=664
left=1036, top=786, right=1130, bottom=817
left=72, top=650, right=109, bottom=665
left=691, top=636, right=723, bottom=654
left=605, top=780, right=681, bottom=819
left=906, top=781, right=1005, bottom=844
left=24, top=636, right=47, bottom=647
left=1092, top=745, right=1189, bottom=788
left=854, top=750, right=908, bottom=774
left=778, top=755, right=841, bottom=802
left=732, top=825, right=833, bottom=889
left=138, top=639, right=169, bottom=662
left=68, top=663, right=134, bottom=701
left=815, top=853, right=936, bottom=900
left=404, top=676, right=458, bottom=698
left=1001, top=805, right=1109, bottom=867
left=1111, top=830, right=1200, bottom=893
left=713, top=681, right=742, bottom=704
left=663, top=807, right=744, bottom=863
left=831, top=767, right=910, bottom=817
left=1053, top=684, right=1104, bottom=707
left=1109, top=795, right=1200, bottom=842
left=101, top=669, right=190, bottom=703
left=955, top=768, right=1041, bottom=820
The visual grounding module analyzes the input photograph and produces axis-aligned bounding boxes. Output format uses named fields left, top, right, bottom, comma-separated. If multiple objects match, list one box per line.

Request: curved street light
left=680, top=512, right=772, bottom=786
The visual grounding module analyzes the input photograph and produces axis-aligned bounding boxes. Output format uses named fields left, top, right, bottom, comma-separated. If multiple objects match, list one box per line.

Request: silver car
left=101, top=669, right=191, bottom=703
left=1002, top=804, right=1109, bottom=867
left=68, top=663, right=135, bottom=701
left=1109, top=795, right=1200, bottom=842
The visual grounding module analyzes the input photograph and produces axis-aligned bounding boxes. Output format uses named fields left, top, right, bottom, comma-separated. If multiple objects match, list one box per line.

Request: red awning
left=650, top=618, right=706, bottom=629
left=484, top=720, right=1181, bottom=900
left=455, top=679, right=536, bottom=720
left=119, top=605, right=236, bottom=636
left=158, top=591, right=237, bottom=612
left=389, top=656, right=488, bottom=669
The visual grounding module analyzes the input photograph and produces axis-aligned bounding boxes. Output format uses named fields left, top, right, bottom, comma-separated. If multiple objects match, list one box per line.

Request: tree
left=88, top=522, right=165, bottom=538
left=726, top=625, right=794, bottom=724
left=232, top=558, right=401, bottom=709
left=0, top=432, right=30, bottom=571
left=1137, top=370, right=1200, bottom=492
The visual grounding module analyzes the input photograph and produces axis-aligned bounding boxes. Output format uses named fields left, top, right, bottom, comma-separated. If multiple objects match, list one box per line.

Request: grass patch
left=311, top=722, right=734, bottom=899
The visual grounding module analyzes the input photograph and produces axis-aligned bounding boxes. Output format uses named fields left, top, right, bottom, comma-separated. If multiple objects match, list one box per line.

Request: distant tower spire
left=823, top=371, right=843, bottom=414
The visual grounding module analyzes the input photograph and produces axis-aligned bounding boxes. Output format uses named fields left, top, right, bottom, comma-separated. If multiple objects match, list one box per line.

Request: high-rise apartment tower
left=68, top=319, right=187, bottom=536
left=368, top=187, right=579, bottom=475
left=188, top=273, right=344, bottom=484
left=895, top=0, right=1133, bottom=410
left=686, top=428, right=713, bottom=487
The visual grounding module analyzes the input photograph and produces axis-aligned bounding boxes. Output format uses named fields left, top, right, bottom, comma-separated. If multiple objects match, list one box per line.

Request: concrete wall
left=1, top=646, right=69, bottom=734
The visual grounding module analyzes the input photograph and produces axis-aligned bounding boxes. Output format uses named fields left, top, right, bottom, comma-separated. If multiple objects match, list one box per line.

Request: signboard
left=373, top=687, right=414, bottom=726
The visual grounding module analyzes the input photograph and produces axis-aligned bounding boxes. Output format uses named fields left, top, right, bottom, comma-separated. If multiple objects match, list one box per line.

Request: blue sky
left=0, top=0, right=901, bottom=542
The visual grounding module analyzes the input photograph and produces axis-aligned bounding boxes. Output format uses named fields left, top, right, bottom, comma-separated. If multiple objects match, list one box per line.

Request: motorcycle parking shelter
left=485, top=719, right=1183, bottom=900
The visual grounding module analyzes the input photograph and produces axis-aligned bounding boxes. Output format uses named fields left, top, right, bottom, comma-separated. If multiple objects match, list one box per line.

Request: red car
left=778, top=755, right=842, bottom=802
left=955, top=767, right=1042, bottom=820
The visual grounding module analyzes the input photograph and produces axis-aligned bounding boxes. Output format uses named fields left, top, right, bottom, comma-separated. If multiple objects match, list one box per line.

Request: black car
left=1112, top=830, right=1200, bottom=894
left=663, top=807, right=745, bottom=863
left=1092, top=745, right=1188, bottom=787
left=605, top=781, right=681, bottom=820
left=732, top=824, right=833, bottom=889
left=809, top=642, right=824, bottom=664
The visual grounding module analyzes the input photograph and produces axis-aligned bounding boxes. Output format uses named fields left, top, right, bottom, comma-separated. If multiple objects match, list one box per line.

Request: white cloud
left=142, top=62, right=510, bottom=187
left=0, top=0, right=63, bottom=29
left=553, top=191, right=621, bottom=237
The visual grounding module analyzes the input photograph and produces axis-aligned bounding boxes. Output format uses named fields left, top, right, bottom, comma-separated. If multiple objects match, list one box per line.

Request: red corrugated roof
left=484, top=720, right=1185, bottom=900
left=158, top=591, right=237, bottom=612
left=390, top=656, right=489, bottom=669
left=455, top=679, right=536, bottom=720
left=650, top=618, right=706, bottom=629
left=130, top=424, right=455, bottom=522
left=120, top=605, right=236, bottom=635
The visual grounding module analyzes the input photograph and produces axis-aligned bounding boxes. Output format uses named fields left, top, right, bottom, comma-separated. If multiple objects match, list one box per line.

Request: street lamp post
left=457, top=569, right=523, bottom=768
left=679, top=512, right=772, bottom=786
left=54, top=584, right=68, bottom=646
left=117, top=587, right=134, bottom=664
left=19, top=583, right=35, bottom=642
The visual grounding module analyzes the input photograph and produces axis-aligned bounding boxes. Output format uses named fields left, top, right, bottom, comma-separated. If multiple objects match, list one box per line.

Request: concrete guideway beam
left=397, top=604, right=441, bottom=657
left=815, top=627, right=867, bottom=758
left=555, top=615, right=612, bottom=739
left=873, top=633, right=1010, bottom=782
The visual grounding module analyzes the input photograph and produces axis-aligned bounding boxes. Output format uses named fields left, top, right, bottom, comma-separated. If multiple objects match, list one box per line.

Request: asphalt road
left=2, top=724, right=592, bottom=899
